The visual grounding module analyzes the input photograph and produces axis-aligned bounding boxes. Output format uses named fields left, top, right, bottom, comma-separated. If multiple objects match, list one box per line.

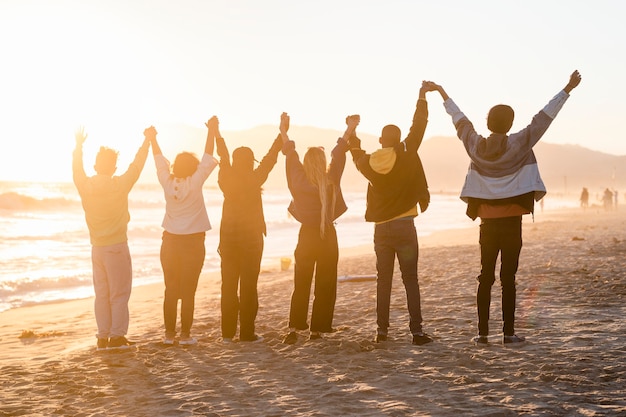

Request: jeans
left=160, top=231, right=206, bottom=338
left=477, top=216, right=522, bottom=336
left=91, top=242, right=132, bottom=339
left=288, top=224, right=338, bottom=333
left=374, top=217, right=423, bottom=335
left=219, top=231, right=264, bottom=340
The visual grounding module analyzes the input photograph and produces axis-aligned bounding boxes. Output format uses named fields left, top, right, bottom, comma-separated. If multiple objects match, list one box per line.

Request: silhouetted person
left=72, top=127, right=150, bottom=350
left=147, top=122, right=218, bottom=346
left=603, top=188, right=613, bottom=211
left=215, top=116, right=283, bottom=343
left=280, top=113, right=358, bottom=344
left=348, top=81, right=437, bottom=345
left=434, top=70, right=582, bottom=344
left=580, top=187, right=589, bottom=209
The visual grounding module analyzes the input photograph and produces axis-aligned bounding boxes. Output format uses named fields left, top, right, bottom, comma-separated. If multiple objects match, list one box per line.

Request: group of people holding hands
left=73, top=71, right=581, bottom=350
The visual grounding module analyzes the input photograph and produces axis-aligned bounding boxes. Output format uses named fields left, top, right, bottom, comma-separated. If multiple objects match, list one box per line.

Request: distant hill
left=150, top=124, right=626, bottom=200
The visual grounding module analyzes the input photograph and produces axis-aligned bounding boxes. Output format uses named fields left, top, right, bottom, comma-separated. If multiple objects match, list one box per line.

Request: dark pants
left=477, top=216, right=522, bottom=336
left=374, top=217, right=423, bottom=335
left=219, top=231, right=264, bottom=340
left=160, top=231, right=205, bottom=338
left=288, top=224, right=338, bottom=333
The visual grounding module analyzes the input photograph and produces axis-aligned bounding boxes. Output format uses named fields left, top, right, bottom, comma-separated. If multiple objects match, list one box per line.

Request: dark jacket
left=350, top=98, right=430, bottom=223
left=282, top=138, right=349, bottom=227
left=217, top=135, right=282, bottom=236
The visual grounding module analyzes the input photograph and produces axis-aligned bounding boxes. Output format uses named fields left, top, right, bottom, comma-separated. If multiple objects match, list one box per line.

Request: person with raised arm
left=347, top=81, right=437, bottom=346
left=146, top=120, right=219, bottom=346
left=72, top=126, right=150, bottom=350
left=214, top=116, right=283, bottom=343
left=280, top=112, right=359, bottom=344
left=432, top=70, right=582, bottom=344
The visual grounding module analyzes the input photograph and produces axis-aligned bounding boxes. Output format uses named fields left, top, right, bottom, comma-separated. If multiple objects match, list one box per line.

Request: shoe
left=222, top=337, right=233, bottom=344
left=472, top=335, right=489, bottom=344
left=282, top=331, right=298, bottom=345
left=163, top=337, right=175, bottom=345
left=503, top=334, right=526, bottom=344
left=96, top=338, right=108, bottom=351
left=240, top=335, right=264, bottom=343
left=412, top=333, right=433, bottom=345
left=179, top=337, right=198, bottom=345
left=308, top=332, right=322, bottom=341
left=107, top=336, right=135, bottom=350
left=375, top=334, right=387, bottom=343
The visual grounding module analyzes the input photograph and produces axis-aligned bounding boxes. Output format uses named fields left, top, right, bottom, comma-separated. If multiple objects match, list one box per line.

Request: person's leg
left=179, top=233, right=205, bottom=338
left=219, top=237, right=241, bottom=340
left=288, top=226, right=317, bottom=330
left=104, top=242, right=133, bottom=338
left=239, top=234, right=264, bottom=340
left=392, top=219, right=423, bottom=335
left=310, top=225, right=338, bottom=333
left=477, top=219, right=500, bottom=336
left=91, top=246, right=111, bottom=340
left=160, top=233, right=181, bottom=339
left=374, top=222, right=395, bottom=337
left=499, top=217, right=522, bottom=336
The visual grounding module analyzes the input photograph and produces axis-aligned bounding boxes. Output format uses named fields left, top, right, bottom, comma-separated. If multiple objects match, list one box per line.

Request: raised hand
left=565, top=70, right=582, bottom=93
left=75, top=126, right=87, bottom=145
left=143, top=126, right=157, bottom=140
left=280, top=112, right=290, bottom=134
left=346, top=114, right=360, bottom=131
left=205, top=116, right=219, bottom=131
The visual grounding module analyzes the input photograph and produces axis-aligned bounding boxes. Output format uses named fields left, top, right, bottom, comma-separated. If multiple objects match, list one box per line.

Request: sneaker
left=503, top=334, right=526, bottom=344
left=107, top=336, right=135, bottom=350
left=282, top=331, right=298, bottom=345
left=374, top=334, right=388, bottom=343
left=472, top=335, right=489, bottom=345
left=308, top=332, right=322, bottom=341
left=163, top=337, right=175, bottom=345
left=222, top=337, right=233, bottom=344
left=240, top=335, right=264, bottom=343
left=412, top=333, right=433, bottom=345
left=96, top=338, right=108, bottom=351
left=179, top=337, right=198, bottom=345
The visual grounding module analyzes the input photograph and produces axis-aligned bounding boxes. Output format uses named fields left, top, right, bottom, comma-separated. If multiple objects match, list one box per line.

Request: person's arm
left=404, top=81, right=437, bottom=152
left=279, top=112, right=290, bottom=144
left=204, top=116, right=217, bottom=156
left=543, top=70, right=581, bottom=119
left=207, top=116, right=229, bottom=164
left=254, top=134, right=283, bottom=184
left=72, top=126, right=88, bottom=187
left=328, top=115, right=359, bottom=184
left=144, top=126, right=161, bottom=156
left=120, top=130, right=151, bottom=188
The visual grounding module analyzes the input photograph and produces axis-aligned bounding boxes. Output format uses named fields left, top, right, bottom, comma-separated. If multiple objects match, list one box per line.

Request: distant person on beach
left=280, top=112, right=359, bottom=344
left=347, top=81, right=436, bottom=346
left=602, top=188, right=614, bottom=211
left=433, top=70, right=582, bottom=344
left=214, top=116, right=283, bottom=343
left=580, top=187, right=589, bottom=209
left=72, top=127, right=150, bottom=350
left=146, top=123, right=218, bottom=346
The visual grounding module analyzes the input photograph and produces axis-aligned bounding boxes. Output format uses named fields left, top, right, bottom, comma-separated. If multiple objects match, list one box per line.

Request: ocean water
left=0, top=181, right=577, bottom=313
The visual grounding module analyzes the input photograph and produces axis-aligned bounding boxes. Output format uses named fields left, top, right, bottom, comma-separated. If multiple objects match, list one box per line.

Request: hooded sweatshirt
left=443, top=90, right=570, bottom=220
left=350, top=98, right=430, bottom=223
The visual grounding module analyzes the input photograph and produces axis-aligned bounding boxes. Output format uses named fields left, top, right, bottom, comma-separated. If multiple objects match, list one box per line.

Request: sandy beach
left=1, top=207, right=625, bottom=416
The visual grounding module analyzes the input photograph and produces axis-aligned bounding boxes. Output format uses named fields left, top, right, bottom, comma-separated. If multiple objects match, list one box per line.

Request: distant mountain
left=151, top=124, right=626, bottom=199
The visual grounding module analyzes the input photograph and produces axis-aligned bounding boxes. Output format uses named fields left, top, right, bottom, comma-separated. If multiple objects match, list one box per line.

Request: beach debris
left=338, top=274, right=377, bottom=282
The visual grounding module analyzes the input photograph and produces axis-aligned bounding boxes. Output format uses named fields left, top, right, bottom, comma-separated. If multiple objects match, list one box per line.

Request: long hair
left=303, top=147, right=335, bottom=238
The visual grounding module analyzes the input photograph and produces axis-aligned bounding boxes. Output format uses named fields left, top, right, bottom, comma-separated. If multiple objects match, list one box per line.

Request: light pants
left=91, top=242, right=132, bottom=339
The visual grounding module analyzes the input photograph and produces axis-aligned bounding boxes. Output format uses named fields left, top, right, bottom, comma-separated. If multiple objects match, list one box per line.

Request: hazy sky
left=1, top=0, right=624, bottom=182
